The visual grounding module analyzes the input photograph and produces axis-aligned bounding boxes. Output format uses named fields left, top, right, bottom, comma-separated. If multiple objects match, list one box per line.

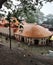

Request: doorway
left=34, top=39, right=39, bottom=45
left=21, top=37, right=24, bottom=42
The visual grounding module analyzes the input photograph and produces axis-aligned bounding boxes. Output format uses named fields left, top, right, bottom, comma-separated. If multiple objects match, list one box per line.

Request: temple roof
left=15, top=23, right=52, bottom=38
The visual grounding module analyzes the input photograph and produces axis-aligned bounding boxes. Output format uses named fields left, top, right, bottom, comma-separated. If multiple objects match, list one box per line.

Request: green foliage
left=18, top=0, right=38, bottom=23
left=5, top=0, right=37, bottom=23
left=6, top=12, right=11, bottom=22
left=43, top=14, right=53, bottom=26
left=11, top=9, right=22, bottom=18
left=44, top=19, right=53, bottom=26
left=1, top=0, right=52, bottom=23
left=0, top=13, right=5, bottom=17
left=4, top=0, right=13, bottom=9
left=26, top=16, right=35, bottom=23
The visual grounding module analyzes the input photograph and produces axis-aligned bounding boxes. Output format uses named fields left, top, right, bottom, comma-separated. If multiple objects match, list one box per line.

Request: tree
left=0, top=0, right=7, bottom=8
left=0, top=0, right=53, bottom=23
left=43, top=14, right=53, bottom=26
left=0, top=13, right=5, bottom=17
left=4, top=0, right=43, bottom=23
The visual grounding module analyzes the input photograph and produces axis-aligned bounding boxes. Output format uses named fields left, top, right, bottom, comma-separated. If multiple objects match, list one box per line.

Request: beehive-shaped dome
left=22, top=24, right=52, bottom=38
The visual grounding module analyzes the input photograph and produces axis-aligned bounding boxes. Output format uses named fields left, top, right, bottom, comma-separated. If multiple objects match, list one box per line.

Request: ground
left=0, top=43, right=53, bottom=65
left=0, top=36, right=53, bottom=65
left=1, top=36, right=53, bottom=55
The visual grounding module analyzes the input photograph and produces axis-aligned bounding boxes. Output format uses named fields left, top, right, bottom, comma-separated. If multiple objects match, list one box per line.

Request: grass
left=0, top=35, right=53, bottom=55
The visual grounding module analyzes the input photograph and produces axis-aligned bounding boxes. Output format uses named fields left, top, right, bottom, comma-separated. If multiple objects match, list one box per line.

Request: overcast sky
left=41, top=2, right=53, bottom=16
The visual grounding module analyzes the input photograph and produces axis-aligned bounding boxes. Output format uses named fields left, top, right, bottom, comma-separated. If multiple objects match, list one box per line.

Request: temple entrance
left=34, top=39, right=39, bottom=45
left=21, top=37, right=24, bottom=42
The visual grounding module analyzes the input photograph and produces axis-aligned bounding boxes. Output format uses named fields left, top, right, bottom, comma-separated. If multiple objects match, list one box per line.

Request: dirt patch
left=0, top=44, right=53, bottom=65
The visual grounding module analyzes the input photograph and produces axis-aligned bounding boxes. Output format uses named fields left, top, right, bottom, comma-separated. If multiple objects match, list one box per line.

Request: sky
left=40, top=2, right=53, bottom=16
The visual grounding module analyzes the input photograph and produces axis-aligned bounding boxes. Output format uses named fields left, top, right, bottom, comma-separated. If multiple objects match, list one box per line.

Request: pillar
left=19, top=35, right=21, bottom=41
left=32, top=38, right=34, bottom=45
left=39, top=39, right=42, bottom=45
